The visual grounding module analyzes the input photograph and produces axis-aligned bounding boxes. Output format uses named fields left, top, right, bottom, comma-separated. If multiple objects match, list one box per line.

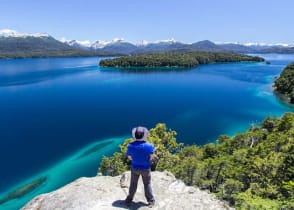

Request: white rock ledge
left=22, top=171, right=234, bottom=210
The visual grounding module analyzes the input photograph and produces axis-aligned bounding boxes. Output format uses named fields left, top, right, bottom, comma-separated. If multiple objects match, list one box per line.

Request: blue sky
left=1, top=0, right=293, bottom=44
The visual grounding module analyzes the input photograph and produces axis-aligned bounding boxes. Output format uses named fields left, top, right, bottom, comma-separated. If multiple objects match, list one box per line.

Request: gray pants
left=126, top=168, right=155, bottom=203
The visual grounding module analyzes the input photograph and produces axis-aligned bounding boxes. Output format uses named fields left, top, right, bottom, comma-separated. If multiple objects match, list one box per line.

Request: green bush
left=99, top=113, right=294, bottom=209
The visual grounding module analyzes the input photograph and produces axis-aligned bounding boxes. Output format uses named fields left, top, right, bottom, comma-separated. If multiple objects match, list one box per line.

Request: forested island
left=99, top=51, right=264, bottom=68
left=274, top=62, right=294, bottom=104
left=100, top=113, right=294, bottom=209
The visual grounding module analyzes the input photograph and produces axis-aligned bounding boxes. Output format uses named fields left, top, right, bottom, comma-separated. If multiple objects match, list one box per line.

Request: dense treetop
left=99, top=113, right=294, bottom=209
left=99, top=51, right=264, bottom=68
left=274, top=62, right=294, bottom=104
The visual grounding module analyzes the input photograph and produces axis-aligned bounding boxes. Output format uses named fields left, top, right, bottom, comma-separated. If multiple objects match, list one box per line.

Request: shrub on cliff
left=99, top=112, right=294, bottom=209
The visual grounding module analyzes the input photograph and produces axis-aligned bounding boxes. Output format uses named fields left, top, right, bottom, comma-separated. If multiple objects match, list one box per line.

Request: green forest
left=274, top=62, right=294, bottom=104
left=99, top=113, right=294, bottom=209
left=99, top=51, right=264, bottom=68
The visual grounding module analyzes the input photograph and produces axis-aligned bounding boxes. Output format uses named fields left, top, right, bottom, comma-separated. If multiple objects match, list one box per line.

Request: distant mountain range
left=59, top=37, right=294, bottom=55
left=1, top=29, right=294, bottom=58
left=0, top=29, right=117, bottom=58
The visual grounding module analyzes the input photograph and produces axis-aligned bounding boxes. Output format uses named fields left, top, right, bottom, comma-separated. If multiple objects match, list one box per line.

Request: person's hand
left=150, top=155, right=159, bottom=171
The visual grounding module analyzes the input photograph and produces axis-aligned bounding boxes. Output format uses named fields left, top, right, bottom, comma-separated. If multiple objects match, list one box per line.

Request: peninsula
left=274, top=61, right=294, bottom=104
left=99, top=51, right=264, bottom=68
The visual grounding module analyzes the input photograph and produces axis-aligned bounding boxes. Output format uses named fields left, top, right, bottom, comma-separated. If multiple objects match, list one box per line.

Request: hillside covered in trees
left=274, top=62, right=294, bottom=104
left=0, top=36, right=117, bottom=59
left=99, top=113, right=294, bottom=209
left=99, top=51, right=264, bottom=68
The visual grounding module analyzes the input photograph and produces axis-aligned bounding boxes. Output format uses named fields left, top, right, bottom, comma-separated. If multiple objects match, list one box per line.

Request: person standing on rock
left=125, top=126, right=155, bottom=207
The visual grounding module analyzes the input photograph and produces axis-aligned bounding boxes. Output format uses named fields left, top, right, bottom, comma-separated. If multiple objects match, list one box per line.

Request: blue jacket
left=127, top=140, right=154, bottom=169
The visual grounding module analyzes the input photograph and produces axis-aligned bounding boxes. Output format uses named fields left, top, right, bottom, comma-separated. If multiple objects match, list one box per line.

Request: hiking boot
left=124, top=198, right=132, bottom=207
left=148, top=201, right=155, bottom=208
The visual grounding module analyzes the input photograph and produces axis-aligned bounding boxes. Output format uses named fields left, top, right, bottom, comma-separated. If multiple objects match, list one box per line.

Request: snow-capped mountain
left=59, top=33, right=294, bottom=54
left=137, top=39, right=187, bottom=53
left=61, top=37, right=138, bottom=53
left=62, top=37, right=129, bottom=51
left=2, top=29, right=293, bottom=57
left=61, top=38, right=92, bottom=49
left=217, top=41, right=294, bottom=52
left=91, top=40, right=111, bottom=49
left=0, top=29, right=49, bottom=38
left=91, top=38, right=125, bottom=49
left=98, top=39, right=137, bottom=54
left=0, top=29, right=100, bottom=59
left=136, top=40, right=149, bottom=47
left=244, top=42, right=294, bottom=47
left=154, top=38, right=178, bottom=44
left=62, top=37, right=181, bottom=50
left=64, top=38, right=294, bottom=54
left=136, top=39, right=180, bottom=47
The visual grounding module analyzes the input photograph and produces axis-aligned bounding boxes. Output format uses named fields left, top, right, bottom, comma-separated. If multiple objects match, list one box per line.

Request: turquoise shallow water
left=0, top=136, right=125, bottom=210
left=0, top=54, right=293, bottom=209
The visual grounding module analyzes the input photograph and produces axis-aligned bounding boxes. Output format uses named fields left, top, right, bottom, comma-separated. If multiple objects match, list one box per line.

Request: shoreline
left=0, top=136, right=125, bottom=210
left=272, top=84, right=294, bottom=106
left=274, top=90, right=294, bottom=106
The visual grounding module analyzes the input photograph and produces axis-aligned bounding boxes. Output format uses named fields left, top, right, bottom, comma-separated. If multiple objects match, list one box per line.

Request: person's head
left=132, top=126, right=149, bottom=141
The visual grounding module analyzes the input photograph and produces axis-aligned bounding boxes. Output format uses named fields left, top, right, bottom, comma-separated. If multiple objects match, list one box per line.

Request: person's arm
left=127, top=144, right=132, bottom=160
left=149, top=154, right=155, bottom=160
left=149, top=144, right=156, bottom=160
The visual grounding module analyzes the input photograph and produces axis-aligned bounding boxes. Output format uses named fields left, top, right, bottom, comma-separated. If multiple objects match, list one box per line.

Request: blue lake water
left=0, top=54, right=293, bottom=209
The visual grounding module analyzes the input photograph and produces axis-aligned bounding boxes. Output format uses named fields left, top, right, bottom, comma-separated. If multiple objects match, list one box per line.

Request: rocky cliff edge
left=22, top=171, right=234, bottom=210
